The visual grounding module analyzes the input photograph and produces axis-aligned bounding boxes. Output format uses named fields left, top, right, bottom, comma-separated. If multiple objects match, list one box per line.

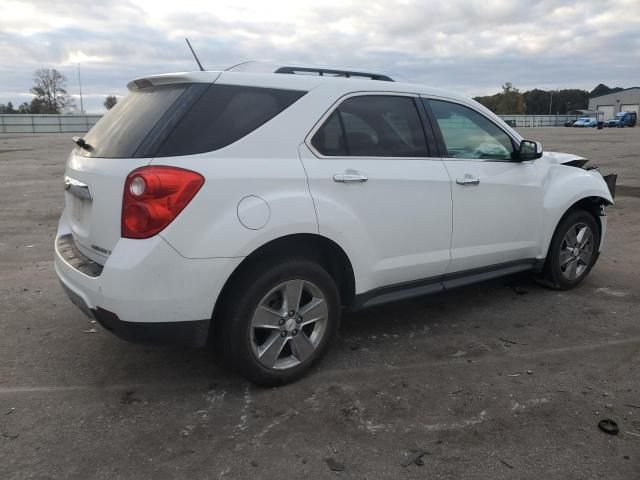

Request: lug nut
left=292, top=329, right=298, bottom=336
left=278, top=319, right=285, bottom=326
left=280, top=331, right=287, bottom=337
left=288, top=310, right=295, bottom=317
left=297, top=316, right=303, bottom=323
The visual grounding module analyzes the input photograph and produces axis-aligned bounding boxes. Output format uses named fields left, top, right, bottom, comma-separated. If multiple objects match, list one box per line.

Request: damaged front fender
left=602, top=173, right=617, bottom=199
left=542, top=151, right=617, bottom=201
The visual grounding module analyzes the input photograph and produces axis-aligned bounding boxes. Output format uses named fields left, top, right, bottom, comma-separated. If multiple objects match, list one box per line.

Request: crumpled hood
left=540, top=151, right=588, bottom=166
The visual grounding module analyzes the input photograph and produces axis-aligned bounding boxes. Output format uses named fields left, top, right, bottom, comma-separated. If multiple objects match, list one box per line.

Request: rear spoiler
left=127, top=71, right=221, bottom=91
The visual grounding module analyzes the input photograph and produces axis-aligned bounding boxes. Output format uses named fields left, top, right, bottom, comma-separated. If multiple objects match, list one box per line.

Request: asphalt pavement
left=1, top=127, right=639, bottom=479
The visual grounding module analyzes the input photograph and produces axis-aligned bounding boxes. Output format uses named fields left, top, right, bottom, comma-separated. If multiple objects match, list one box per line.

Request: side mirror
left=518, top=140, right=543, bottom=161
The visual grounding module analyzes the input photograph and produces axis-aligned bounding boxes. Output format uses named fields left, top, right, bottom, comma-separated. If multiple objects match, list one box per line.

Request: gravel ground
left=1, top=127, right=639, bottom=479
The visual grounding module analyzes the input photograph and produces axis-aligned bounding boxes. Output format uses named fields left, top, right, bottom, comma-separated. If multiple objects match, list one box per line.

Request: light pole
left=77, top=63, right=85, bottom=114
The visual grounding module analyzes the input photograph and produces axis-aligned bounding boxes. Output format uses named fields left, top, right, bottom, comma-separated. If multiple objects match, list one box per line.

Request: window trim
left=421, top=96, right=522, bottom=163
left=305, top=91, right=439, bottom=160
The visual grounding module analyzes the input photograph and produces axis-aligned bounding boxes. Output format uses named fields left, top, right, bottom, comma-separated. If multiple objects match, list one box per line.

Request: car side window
left=311, top=95, right=429, bottom=157
left=311, top=111, right=347, bottom=156
left=426, top=99, right=515, bottom=161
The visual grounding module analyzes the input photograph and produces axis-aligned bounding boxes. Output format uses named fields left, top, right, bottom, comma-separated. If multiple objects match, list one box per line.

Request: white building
left=588, top=87, right=640, bottom=121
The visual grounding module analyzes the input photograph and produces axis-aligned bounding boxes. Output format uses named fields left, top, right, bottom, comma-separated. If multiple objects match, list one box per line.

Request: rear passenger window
left=155, top=85, right=306, bottom=157
left=311, top=95, right=428, bottom=157
left=311, top=111, right=346, bottom=156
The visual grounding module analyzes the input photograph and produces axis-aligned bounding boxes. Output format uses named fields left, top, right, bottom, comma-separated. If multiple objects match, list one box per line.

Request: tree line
left=0, top=68, right=118, bottom=114
left=473, top=82, right=625, bottom=115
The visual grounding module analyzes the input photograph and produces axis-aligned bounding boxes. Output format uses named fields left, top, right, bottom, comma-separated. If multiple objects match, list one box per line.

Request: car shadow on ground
left=86, top=272, right=540, bottom=389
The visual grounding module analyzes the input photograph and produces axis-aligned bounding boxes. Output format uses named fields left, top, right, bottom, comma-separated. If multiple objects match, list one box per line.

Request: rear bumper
left=59, top=279, right=210, bottom=346
left=55, top=209, right=242, bottom=347
left=93, top=308, right=210, bottom=347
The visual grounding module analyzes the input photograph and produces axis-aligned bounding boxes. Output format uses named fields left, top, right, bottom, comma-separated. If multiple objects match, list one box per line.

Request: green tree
left=473, top=93, right=501, bottom=113
left=474, top=83, right=525, bottom=114
left=29, top=68, right=74, bottom=113
left=0, top=101, right=16, bottom=113
left=496, top=82, right=525, bottom=114
left=523, top=89, right=589, bottom=114
left=29, top=97, right=55, bottom=114
left=18, top=102, right=30, bottom=113
left=554, top=89, right=589, bottom=113
left=104, top=95, right=118, bottom=110
left=590, top=84, right=623, bottom=98
left=523, top=89, right=551, bottom=114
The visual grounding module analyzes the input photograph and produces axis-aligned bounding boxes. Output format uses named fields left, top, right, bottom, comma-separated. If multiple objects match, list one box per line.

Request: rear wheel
left=219, top=259, right=340, bottom=386
left=540, top=210, right=600, bottom=289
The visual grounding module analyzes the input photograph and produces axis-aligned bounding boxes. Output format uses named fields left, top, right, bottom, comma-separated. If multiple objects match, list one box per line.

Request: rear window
left=79, top=84, right=306, bottom=158
left=80, top=84, right=192, bottom=158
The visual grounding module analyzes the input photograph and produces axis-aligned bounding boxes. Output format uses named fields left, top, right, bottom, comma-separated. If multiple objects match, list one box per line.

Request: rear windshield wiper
left=72, top=136, right=93, bottom=152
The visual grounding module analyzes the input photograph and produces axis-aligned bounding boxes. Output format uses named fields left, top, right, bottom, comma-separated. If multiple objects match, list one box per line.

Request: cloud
left=0, top=0, right=639, bottom=112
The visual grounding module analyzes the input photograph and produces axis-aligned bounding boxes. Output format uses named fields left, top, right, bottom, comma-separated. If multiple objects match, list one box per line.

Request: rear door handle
left=455, top=175, right=480, bottom=186
left=333, top=171, right=368, bottom=183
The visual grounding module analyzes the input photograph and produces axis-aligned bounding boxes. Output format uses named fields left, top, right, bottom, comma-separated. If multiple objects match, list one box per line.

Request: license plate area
left=67, top=193, right=93, bottom=239
left=71, top=196, right=86, bottom=222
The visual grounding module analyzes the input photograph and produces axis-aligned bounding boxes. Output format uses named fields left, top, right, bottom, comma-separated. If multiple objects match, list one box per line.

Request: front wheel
left=219, top=259, right=340, bottom=386
left=540, top=210, right=600, bottom=290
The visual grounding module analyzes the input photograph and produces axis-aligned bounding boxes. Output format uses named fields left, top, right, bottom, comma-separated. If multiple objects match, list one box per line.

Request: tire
left=540, top=210, right=600, bottom=290
left=218, top=258, right=340, bottom=386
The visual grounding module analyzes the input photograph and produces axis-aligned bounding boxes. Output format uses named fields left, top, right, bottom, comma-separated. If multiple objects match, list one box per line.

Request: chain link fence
left=0, top=114, right=102, bottom=133
left=498, top=115, right=580, bottom=127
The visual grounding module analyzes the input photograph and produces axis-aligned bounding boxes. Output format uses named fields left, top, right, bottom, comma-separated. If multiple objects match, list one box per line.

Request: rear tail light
left=122, top=166, right=204, bottom=239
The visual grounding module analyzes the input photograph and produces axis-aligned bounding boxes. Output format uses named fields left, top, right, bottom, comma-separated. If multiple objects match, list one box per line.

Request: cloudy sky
left=1, top=0, right=639, bottom=113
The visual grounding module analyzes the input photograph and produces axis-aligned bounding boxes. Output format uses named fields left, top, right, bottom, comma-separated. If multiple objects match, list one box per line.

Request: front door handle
left=333, top=171, right=368, bottom=183
left=455, top=175, right=480, bottom=186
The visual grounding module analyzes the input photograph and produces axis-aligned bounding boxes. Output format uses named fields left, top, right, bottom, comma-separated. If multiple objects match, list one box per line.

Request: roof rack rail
left=225, top=61, right=398, bottom=82
left=274, top=66, right=394, bottom=82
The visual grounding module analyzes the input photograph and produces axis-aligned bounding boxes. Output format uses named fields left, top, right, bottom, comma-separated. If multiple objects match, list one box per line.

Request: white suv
left=55, top=63, right=616, bottom=385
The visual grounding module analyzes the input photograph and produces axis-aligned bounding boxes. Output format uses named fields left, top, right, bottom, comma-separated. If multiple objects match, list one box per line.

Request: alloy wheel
left=559, top=222, right=594, bottom=281
left=249, top=279, right=328, bottom=370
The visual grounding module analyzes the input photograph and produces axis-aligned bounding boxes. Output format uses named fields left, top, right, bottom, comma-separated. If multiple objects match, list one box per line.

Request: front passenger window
left=427, top=99, right=515, bottom=161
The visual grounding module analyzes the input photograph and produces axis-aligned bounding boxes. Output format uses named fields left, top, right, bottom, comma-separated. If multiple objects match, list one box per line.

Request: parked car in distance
left=55, top=62, right=616, bottom=386
left=565, top=119, right=576, bottom=127
left=605, top=111, right=637, bottom=128
left=572, top=117, right=597, bottom=127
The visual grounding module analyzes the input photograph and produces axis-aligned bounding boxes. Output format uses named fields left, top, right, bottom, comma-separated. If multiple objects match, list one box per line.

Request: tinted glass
left=80, top=84, right=189, bottom=158
left=155, top=85, right=306, bottom=156
left=311, top=111, right=346, bottom=156
left=312, top=95, right=428, bottom=157
left=427, top=99, right=515, bottom=160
